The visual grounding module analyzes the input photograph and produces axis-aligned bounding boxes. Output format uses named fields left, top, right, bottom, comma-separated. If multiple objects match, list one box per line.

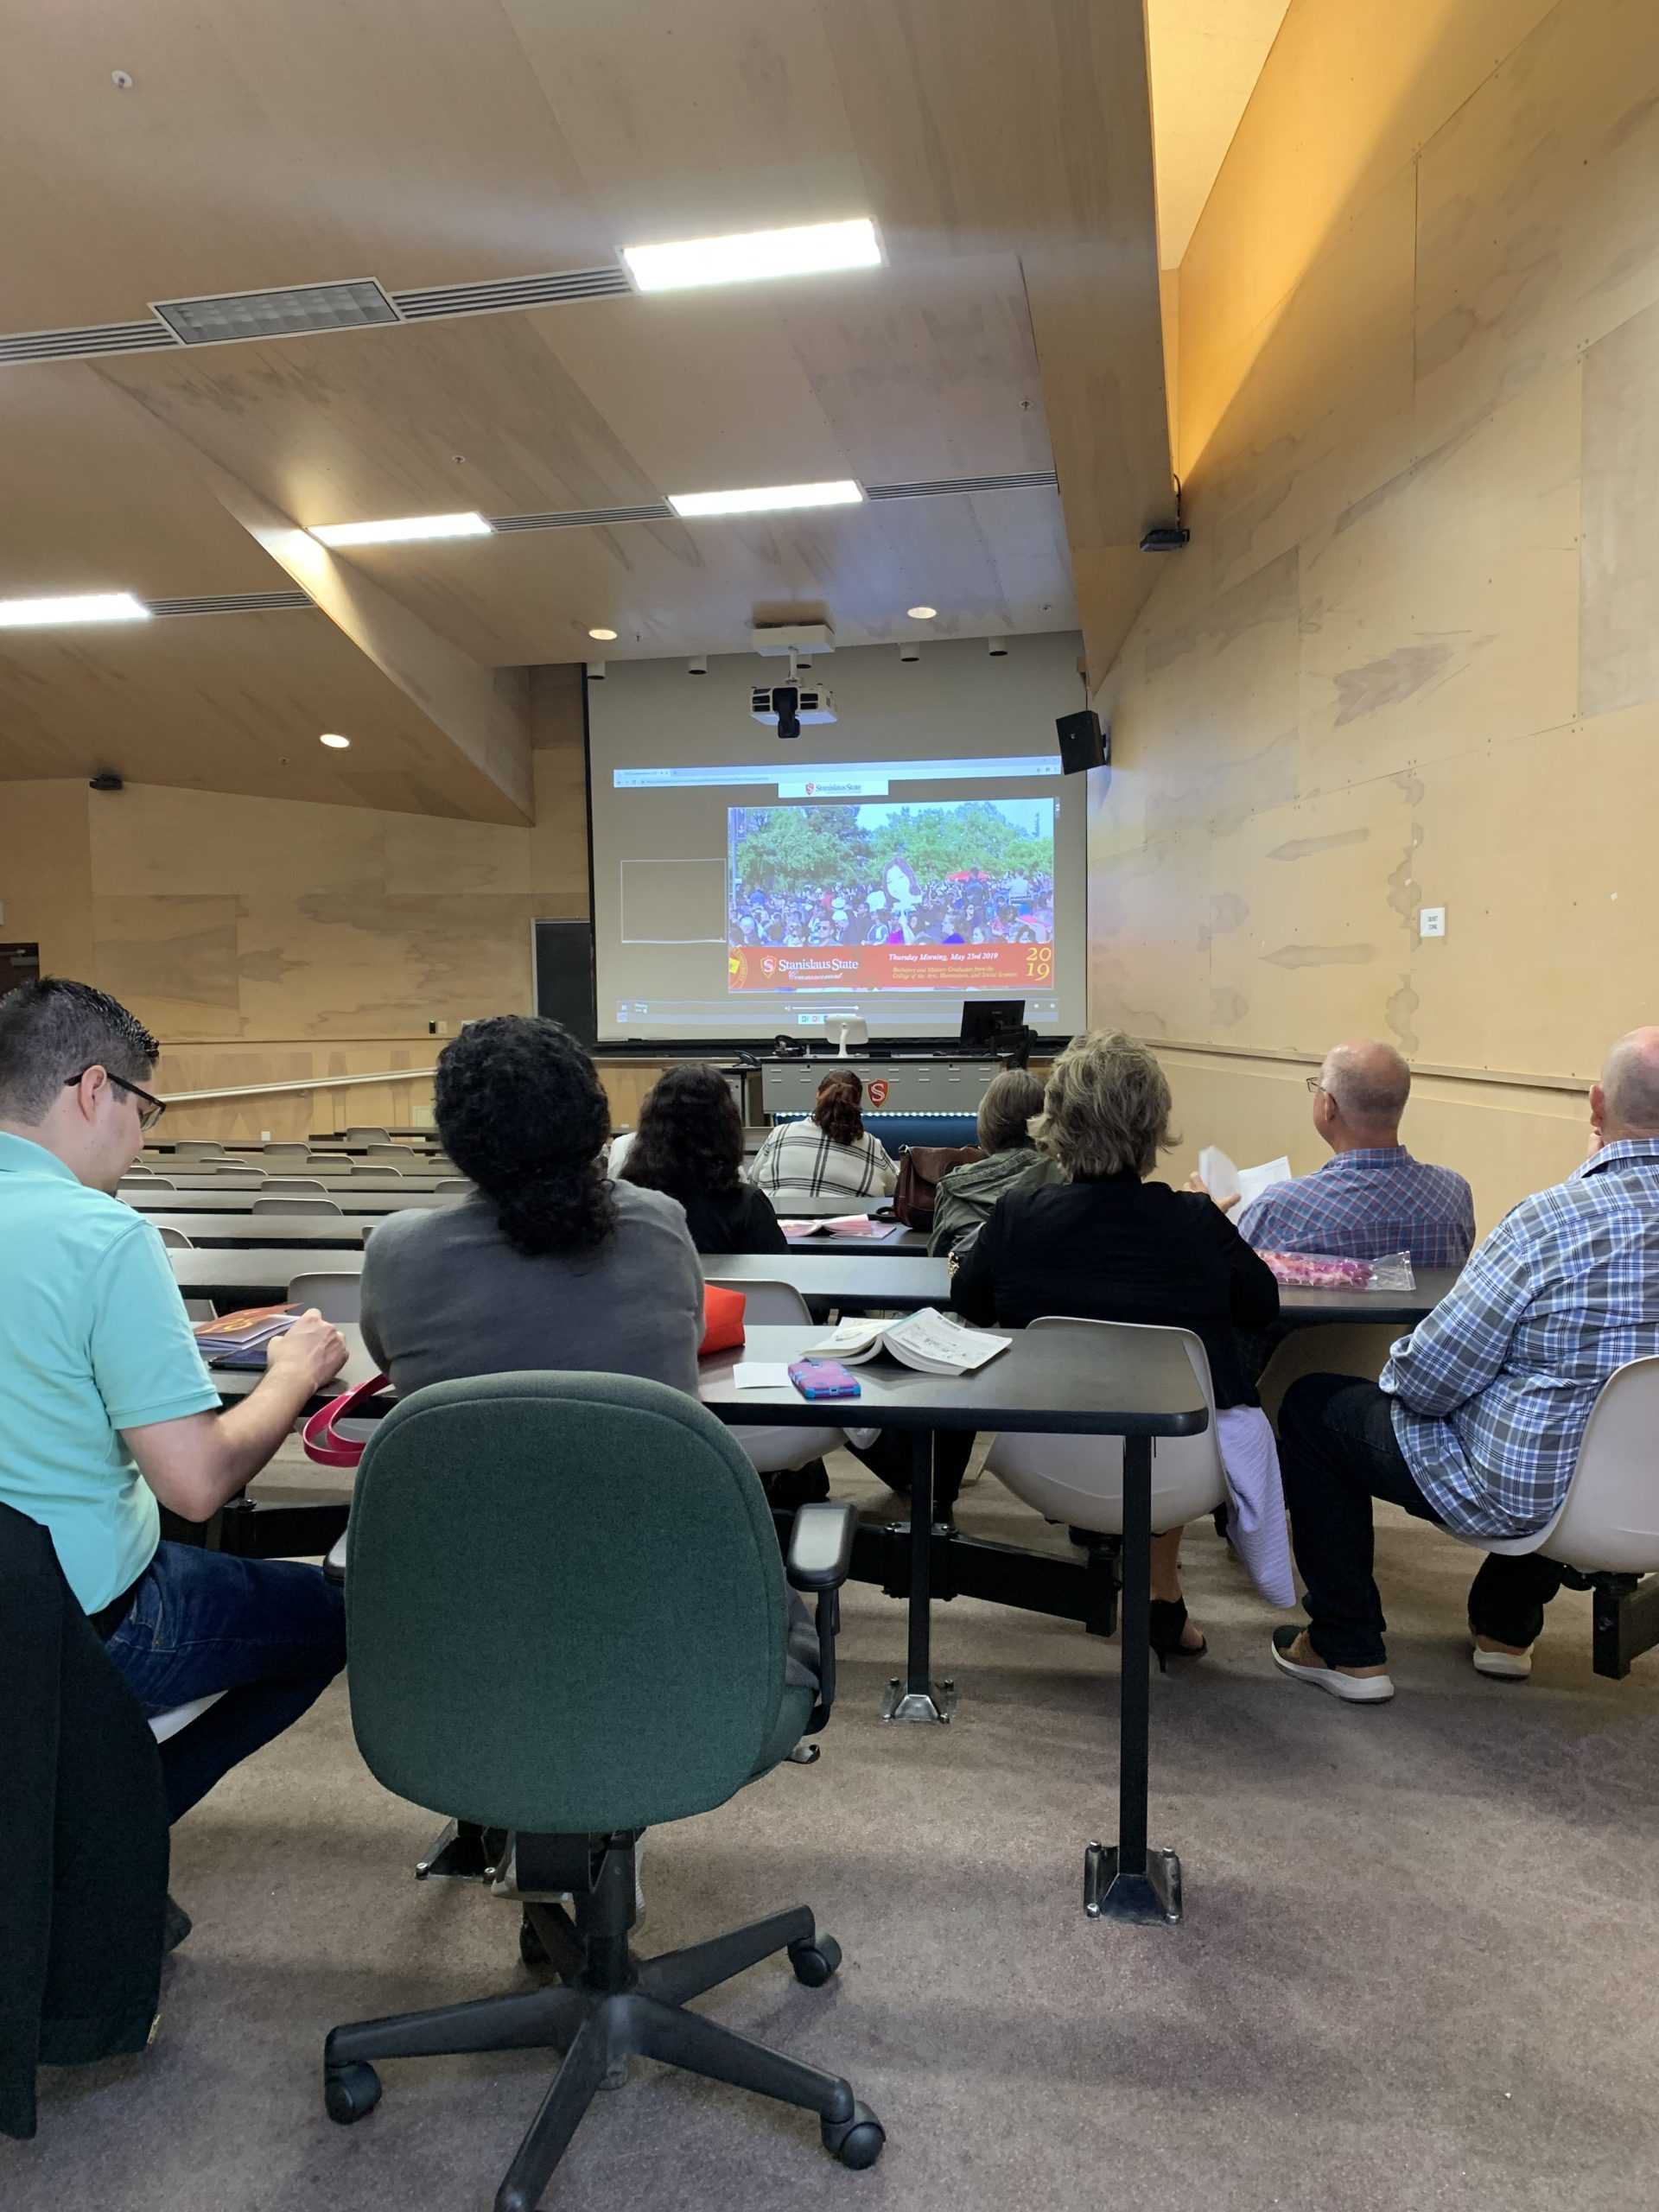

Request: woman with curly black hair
left=621, top=1063, right=787, bottom=1255
left=360, top=1016, right=702, bottom=1397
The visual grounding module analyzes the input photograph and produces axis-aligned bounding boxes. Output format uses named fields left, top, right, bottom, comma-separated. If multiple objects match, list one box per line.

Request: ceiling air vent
left=391, top=267, right=632, bottom=321
left=864, top=469, right=1058, bottom=500
left=0, top=318, right=181, bottom=365
left=152, top=279, right=398, bottom=346
left=493, top=500, right=674, bottom=533
left=143, top=589, right=315, bottom=618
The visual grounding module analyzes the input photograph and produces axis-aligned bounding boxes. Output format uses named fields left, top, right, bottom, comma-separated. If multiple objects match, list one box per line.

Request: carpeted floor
left=10, top=1449, right=1659, bottom=2212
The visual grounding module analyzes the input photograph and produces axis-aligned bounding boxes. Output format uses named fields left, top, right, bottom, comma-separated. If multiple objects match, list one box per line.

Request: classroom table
left=124, top=1186, right=450, bottom=1216
left=172, top=1249, right=369, bottom=1304
left=133, top=1168, right=452, bottom=1192
left=156, top=1216, right=371, bottom=1250
left=213, top=1321, right=1210, bottom=1928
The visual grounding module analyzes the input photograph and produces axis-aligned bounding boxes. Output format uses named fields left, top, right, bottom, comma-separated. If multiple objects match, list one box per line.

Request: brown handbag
left=891, top=1144, right=983, bottom=1230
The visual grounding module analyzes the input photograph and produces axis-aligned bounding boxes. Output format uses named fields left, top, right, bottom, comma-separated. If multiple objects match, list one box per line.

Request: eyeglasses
left=66, top=1066, right=168, bottom=1132
left=1305, top=1076, right=1328, bottom=1096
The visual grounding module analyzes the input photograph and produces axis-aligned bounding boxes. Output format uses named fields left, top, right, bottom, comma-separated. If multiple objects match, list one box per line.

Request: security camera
left=988, top=636, right=1008, bottom=658
left=899, top=642, right=920, bottom=664
left=587, top=659, right=607, bottom=681
left=687, top=654, right=708, bottom=676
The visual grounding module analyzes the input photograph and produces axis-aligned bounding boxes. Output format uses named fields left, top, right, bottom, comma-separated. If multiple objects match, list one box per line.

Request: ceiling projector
left=751, top=683, right=836, bottom=740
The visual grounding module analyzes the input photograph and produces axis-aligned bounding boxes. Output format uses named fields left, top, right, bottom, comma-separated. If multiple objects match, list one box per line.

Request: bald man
left=1271, top=1027, right=1659, bottom=1702
left=1233, top=1040, right=1475, bottom=1268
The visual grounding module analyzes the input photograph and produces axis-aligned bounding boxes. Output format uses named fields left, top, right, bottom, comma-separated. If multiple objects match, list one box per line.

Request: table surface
left=213, top=1322, right=1211, bottom=1438
left=1274, top=1265, right=1461, bottom=1327
left=126, top=1187, right=448, bottom=1215
left=131, top=1168, right=451, bottom=1192
left=149, top=1214, right=369, bottom=1248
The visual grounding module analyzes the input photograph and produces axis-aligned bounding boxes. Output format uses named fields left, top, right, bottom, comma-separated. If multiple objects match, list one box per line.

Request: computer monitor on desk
left=958, top=1000, right=1025, bottom=1051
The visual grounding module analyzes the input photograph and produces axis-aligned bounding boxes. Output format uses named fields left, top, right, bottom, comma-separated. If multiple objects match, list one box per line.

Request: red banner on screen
left=728, top=943, right=1053, bottom=994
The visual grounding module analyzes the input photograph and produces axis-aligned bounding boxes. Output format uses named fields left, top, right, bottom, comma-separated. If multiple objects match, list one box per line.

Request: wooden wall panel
left=1580, top=296, right=1659, bottom=720
left=0, top=781, right=94, bottom=976
left=1090, top=0, right=1659, bottom=1223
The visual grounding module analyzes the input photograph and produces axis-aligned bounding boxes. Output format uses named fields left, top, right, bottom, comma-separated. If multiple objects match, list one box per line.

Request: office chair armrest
left=785, top=1503, right=856, bottom=1736
left=785, top=1501, right=857, bottom=1592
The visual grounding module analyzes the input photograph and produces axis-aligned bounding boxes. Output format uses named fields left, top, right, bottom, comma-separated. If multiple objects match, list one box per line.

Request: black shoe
left=162, top=1894, right=193, bottom=1953
left=1148, top=1598, right=1207, bottom=1674
left=765, top=1459, right=832, bottom=1510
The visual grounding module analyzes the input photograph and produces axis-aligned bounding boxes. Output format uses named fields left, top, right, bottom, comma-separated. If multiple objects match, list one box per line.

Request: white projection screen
left=587, top=632, right=1090, bottom=1044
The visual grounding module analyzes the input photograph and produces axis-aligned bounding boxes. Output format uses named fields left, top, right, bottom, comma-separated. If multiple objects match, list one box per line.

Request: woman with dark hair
left=748, top=1070, right=898, bottom=1217
left=360, top=1016, right=702, bottom=1397
left=621, top=1063, right=787, bottom=1255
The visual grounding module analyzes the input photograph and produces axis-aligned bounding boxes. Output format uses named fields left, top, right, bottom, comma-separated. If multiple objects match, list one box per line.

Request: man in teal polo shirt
left=0, top=979, right=349, bottom=1866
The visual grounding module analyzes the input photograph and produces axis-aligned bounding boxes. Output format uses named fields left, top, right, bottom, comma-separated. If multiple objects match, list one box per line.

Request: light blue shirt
left=0, top=1131, right=220, bottom=1611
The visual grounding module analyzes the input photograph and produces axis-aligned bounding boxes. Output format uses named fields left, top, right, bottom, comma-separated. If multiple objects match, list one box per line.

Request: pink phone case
left=787, top=1357, right=862, bottom=1400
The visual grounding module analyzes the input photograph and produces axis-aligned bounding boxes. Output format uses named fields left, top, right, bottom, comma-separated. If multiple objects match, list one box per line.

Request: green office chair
left=322, top=1370, right=881, bottom=2210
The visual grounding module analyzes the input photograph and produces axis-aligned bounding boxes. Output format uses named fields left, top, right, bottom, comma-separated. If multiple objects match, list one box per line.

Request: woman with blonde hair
left=952, top=1030, right=1280, bottom=1661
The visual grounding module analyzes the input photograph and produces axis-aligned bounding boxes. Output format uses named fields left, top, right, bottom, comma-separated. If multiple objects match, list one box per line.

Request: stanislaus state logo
left=868, top=1078, right=889, bottom=1106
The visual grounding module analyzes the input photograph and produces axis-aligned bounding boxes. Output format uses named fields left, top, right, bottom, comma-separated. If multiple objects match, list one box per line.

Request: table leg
left=880, top=1428, right=957, bottom=1724
left=1084, top=1434, right=1181, bottom=1923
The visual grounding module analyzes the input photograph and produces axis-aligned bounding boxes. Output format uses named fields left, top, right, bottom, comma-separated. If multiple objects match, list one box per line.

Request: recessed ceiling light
left=906, top=605, right=938, bottom=620
left=309, top=512, right=492, bottom=548
left=0, top=591, right=150, bottom=627
left=588, top=626, right=618, bottom=641
left=668, top=480, right=862, bottom=520
left=621, top=217, right=881, bottom=294
left=319, top=732, right=352, bottom=750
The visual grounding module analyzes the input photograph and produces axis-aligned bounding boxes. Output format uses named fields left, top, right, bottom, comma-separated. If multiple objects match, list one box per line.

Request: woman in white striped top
left=748, top=1071, right=899, bottom=1217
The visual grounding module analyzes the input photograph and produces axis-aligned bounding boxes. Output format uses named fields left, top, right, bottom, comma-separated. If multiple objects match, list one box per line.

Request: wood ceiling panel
left=311, top=492, right=1075, bottom=664
left=0, top=1, right=608, bottom=331
left=0, top=612, right=525, bottom=818
left=0, top=365, right=288, bottom=597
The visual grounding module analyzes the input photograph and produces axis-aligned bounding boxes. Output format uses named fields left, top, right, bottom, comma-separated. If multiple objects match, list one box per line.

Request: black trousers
left=847, top=1428, right=974, bottom=1519
left=1278, top=1374, right=1566, bottom=1669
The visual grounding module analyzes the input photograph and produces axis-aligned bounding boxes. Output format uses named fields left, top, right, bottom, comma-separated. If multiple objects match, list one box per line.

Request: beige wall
left=1089, top=0, right=1659, bottom=1230
left=0, top=665, right=588, bottom=1135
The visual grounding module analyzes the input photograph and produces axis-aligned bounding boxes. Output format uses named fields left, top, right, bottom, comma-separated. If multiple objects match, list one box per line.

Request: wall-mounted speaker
left=1055, top=709, right=1109, bottom=774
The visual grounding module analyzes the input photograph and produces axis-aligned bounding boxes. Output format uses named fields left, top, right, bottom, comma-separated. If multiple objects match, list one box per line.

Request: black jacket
left=677, top=1183, right=790, bottom=1257
left=0, top=1504, right=168, bottom=2140
left=951, top=1173, right=1280, bottom=1408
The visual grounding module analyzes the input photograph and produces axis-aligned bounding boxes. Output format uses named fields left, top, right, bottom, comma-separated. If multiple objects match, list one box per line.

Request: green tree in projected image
left=730, top=802, right=1050, bottom=892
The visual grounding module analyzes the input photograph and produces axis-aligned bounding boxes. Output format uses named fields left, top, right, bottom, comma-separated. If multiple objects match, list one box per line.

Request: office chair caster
left=787, top=1933, right=842, bottom=1987
left=324, top=2063, right=382, bottom=2125
left=822, top=2102, right=885, bottom=2169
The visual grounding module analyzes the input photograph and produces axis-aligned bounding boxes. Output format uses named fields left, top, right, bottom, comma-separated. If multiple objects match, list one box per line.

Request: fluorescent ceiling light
left=309, top=512, right=492, bottom=548
left=906, top=605, right=938, bottom=620
left=319, top=732, right=352, bottom=750
left=668, top=480, right=862, bottom=520
left=622, top=217, right=881, bottom=294
left=0, top=591, right=150, bottom=627
left=588, top=626, right=618, bottom=640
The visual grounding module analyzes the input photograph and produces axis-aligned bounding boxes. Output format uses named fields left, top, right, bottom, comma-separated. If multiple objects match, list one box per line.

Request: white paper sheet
left=732, top=1362, right=792, bottom=1389
left=1198, top=1146, right=1240, bottom=1205
left=1236, top=1155, right=1294, bottom=1207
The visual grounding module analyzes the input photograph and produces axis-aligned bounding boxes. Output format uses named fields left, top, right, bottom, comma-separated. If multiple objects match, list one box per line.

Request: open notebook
left=807, top=1307, right=1011, bottom=1376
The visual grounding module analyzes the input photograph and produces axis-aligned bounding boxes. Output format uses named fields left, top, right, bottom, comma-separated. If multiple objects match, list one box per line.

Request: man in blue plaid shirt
left=1234, top=1040, right=1474, bottom=1268
left=1271, top=1028, right=1659, bottom=1704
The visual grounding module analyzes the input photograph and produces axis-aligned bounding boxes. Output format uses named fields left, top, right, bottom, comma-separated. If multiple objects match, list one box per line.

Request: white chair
left=364, top=1143, right=414, bottom=1162
left=705, top=1278, right=844, bottom=1475
left=254, top=1196, right=344, bottom=1217
left=607, top=1130, right=637, bottom=1176
left=437, top=1178, right=472, bottom=1194
left=262, top=1143, right=309, bottom=1166
left=155, top=1224, right=194, bottom=1249
left=345, top=1126, right=391, bottom=1145
left=987, top=1318, right=1227, bottom=1535
left=264, top=1177, right=328, bottom=1194
left=170, top=1141, right=226, bottom=1160
left=122, top=1175, right=174, bottom=1192
left=1454, top=1357, right=1659, bottom=1576
left=148, top=1691, right=226, bottom=1744
left=287, top=1271, right=363, bottom=1323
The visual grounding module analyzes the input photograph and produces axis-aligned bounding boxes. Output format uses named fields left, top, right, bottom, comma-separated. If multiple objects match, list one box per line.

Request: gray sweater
left=928, top=1148, right=1065, bottom=1258
left=360, top=1181, right=704, bottom=1400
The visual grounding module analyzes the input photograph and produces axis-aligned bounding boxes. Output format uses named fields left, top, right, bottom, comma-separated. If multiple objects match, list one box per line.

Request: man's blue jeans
left=104, top=1541, right=346, bottom=1824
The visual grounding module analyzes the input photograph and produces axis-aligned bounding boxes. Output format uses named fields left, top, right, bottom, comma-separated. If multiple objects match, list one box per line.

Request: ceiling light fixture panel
left=152, top=278, right=398, bottom=346
left=0, top=591, right=151, bottom=626
left=309, top=512, right=493, bottom=548
left=319, top=732, right=352, bottom=749
left=621, top=217, right=881, bottom=293
left=668, top=480, right=862, bottom=520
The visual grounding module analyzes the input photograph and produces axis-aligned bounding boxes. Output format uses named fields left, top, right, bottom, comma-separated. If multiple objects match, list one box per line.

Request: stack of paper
left=1198, top=1147, right=1294, bottom=1210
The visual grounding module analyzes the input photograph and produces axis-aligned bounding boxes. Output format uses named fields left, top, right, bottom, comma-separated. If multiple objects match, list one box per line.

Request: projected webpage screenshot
left=589, top=745, right=1086, bottom=1043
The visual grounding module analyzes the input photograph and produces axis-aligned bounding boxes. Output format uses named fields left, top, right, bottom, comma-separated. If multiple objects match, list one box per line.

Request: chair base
left=881, top=1675, right=957, bottom=1724
left=323, top=1838, right=882, bottom=2209
left=1083, top=1841, right=1183, bottom=1926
